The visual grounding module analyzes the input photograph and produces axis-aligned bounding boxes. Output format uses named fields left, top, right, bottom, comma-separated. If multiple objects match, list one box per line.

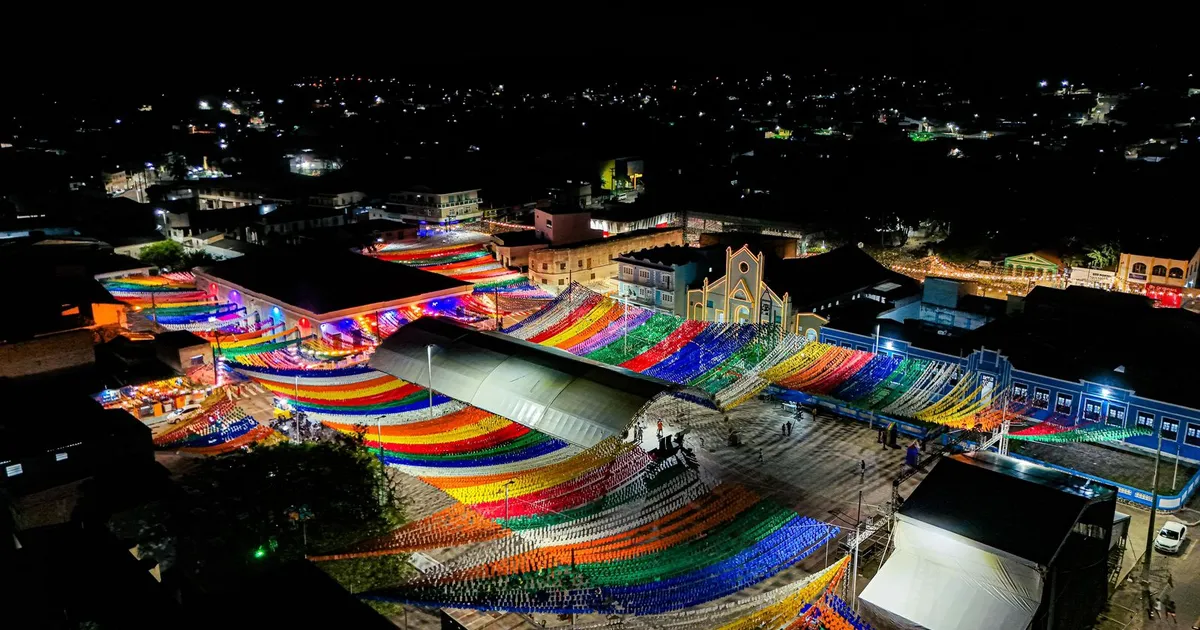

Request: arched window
left=1152, top=265, right=1167, bottom=277
left=1169, top=267, right=1184, bottom=279
left=1131, top=262, right=1146, bottom=274
left=694, top=303, right=704, bottom=318
left=806, top=328, right=818, bottom=341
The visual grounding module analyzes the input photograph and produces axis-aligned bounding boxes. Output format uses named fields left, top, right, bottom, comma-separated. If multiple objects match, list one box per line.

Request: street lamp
left=425, top=344, right=436, bottom=419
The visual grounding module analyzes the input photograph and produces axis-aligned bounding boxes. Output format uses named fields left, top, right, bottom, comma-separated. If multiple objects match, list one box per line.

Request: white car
left=1154, top=521, right=1188, bottom=555
left=167, top=404, right=202, bottom=423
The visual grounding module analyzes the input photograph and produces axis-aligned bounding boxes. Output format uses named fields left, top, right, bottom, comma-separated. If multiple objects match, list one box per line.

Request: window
left=1136, top=411, right=1155, bottom=430
left=1033, top=388, right=1050, bottom=410
left=558, top=279, right=565, bottom=286
left=1132, top=262, right=1147, bottom=274
left=1082, top=399, right=1102, bottom=421
left=577, top=259, right=583, bottom=268
left=559, top=262, right=566, bottom=271
left=639, top=269, right=651, bottom=281
left=707, top=300, right=714, bottom=308
left=1152, top=265, right=1167, bottom=277
left=1162, top=417, right=1179, bottom=441
left=545, top=219, right=553, bottom=228
left=738, top=261, right=750, bottom=273
left=590, top=273, right=596, bottom=280
left=1169, top=267, right=1184, bottom=279
left=1055, top=393, right=1073, bottom=415
left=1012, top=383, right=1029, bottom=402
left=1186, top=423, right=1200, bottom=447
left=55, top=452, right=69, bottom=462
left=5, top=463, right=22, bottom=477
left=586, top=258, right=592, bottom=267
left=1106, top=405, right=1127, bottom=427
left=542, top=263, right=548, bottom=271
left=662, top=292, right=674, bottom=304
left=541, top=278, right=548, bottom=284
left=190, top=355, right=206, bottom=367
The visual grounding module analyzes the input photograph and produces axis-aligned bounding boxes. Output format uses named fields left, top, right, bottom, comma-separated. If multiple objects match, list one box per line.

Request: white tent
left=860, top=516, right=1043, bottom=630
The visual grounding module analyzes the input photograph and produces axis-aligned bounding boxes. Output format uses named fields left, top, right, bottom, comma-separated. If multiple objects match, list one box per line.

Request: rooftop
left=198, top=247, right=472, bottom=316
left=371, top=317, right=681, bottom=448
left=766, top=245, right=918, bottom=310
left=901, top=452, right=1114, bottom=566
left=492, top=229, right=546, bottom=248
left=154, top=330, right=209, bottom=350
left=615, top=244, right=723, bottom=271
left=542, top=226, right=682, bottom=252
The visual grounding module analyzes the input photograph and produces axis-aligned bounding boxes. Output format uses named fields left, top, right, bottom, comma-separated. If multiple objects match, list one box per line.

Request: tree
left=1085, top=242, right=1119, bottom=269
left=180, top=249, right=217, bottom=270
left=165, top=439, right=407, bottom=588
left=167, top=154, right=190, bottom=181
left=137, top=240, right=185, bottom=271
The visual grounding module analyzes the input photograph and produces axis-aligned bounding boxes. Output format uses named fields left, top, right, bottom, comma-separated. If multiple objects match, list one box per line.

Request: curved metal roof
left=369, top=318, right=679, bottom=447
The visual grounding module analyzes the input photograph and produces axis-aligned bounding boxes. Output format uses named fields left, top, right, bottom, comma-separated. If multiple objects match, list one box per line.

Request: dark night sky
left=2, top=13, right=1190, bottom=94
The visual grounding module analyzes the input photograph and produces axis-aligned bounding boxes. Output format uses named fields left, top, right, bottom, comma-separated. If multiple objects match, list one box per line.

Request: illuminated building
left=687, top=245, right=917, bottom=333
left=193, top=248, right=472, bottom=341
left=528, top=228, right=683, bottom=294
left=1116, top=246, right=1200, bottom=292
left=386, top=185, right=483, bottom=226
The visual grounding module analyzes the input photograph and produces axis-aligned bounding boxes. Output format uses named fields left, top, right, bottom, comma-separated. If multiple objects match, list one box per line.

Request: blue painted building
left=817, top=285, right=1200, bottom=466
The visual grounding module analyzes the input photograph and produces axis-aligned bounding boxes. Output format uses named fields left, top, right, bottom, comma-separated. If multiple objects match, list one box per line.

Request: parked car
left=1154, top=521, right=1188, bottom=555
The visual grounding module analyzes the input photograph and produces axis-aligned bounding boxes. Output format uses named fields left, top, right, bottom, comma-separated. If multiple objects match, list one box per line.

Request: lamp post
left=1140, top=423, right=1164, bottom=609
left=503, top=480, right=515, bottom=521
left=426, top=344, right=436, bottom=419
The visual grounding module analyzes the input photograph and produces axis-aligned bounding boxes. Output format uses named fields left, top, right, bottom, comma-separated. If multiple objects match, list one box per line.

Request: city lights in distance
left=1038, top=80, right=1048, bottom=87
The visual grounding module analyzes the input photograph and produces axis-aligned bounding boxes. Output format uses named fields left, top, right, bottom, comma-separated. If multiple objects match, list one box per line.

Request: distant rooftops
left=614, top=244, right=723, bottom=271
left=767, top=245, right=918, bottom=310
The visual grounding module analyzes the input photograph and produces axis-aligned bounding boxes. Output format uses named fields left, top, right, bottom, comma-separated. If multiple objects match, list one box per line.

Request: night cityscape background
left=1, top=24, right=1197, bottom=630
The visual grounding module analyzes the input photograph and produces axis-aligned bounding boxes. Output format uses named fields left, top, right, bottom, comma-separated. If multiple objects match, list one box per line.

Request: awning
left=860, top=518, right=1043, bottom=630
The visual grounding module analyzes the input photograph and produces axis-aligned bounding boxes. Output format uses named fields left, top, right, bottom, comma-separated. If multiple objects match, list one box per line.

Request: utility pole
left=1140, top=424, right=1164, bottom=609
left=622, top=292, right=629, bottom=355
left=426, top=344, right=435, bottom=419
left=150, top=289, right=160, bottom=332
left=493, top=287, right=501, bottom=331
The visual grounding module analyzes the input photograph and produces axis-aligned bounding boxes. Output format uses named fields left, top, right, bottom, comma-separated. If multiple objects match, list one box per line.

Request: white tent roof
left=860, top=517, right=1043, bottom=630
left=369, top=318, right=679, bottom=447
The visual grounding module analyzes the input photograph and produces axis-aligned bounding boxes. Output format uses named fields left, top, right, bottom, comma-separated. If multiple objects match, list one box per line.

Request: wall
left=534, top=210, right=601, bottom=245
left=1117, top=253, right=1192, bottom=289
left=529, top=229, right=683, bottom=294
left=0, top=329, right=96, bottom=378
left=493, top=243, right=548, bottom=268
left=617, top=263, right=683, bottom=314
left=156, top=342, right=212, bottom=373
left=91, top=303, right=127, bottom=328
left=821, top=323, right=1200, bottom=464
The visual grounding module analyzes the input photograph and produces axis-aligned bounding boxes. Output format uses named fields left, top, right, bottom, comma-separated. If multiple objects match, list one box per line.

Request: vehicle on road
left=167, top=404, right=202, bottom=423
left=1154, top=521, right=1188, bottom=555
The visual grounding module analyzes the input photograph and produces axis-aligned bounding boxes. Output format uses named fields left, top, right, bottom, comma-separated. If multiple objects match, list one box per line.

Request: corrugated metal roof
left=369, top=318, right=677, bottom=447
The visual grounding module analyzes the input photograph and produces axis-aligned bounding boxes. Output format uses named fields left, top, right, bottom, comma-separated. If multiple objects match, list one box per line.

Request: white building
left=386, top=186, right=482, bottom=225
